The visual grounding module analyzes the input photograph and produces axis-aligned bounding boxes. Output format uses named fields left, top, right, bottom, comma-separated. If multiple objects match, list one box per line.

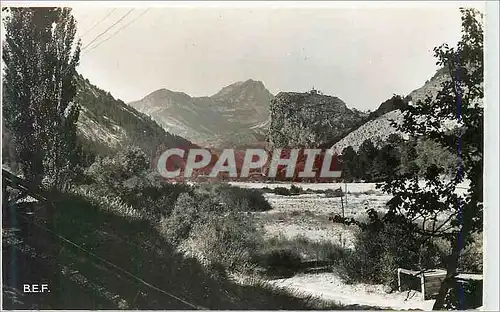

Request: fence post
left=398, top=268, right=402, bottom=292
left=421, top=273, right=426, bottom=300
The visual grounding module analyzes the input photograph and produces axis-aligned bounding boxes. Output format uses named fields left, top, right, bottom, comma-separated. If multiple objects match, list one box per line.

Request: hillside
left=74, top=75, right=195, bottom=158
left=129, top=79, right=274, bottom=148
left=331, top=67, right=450, bottom=153
left=267, top=90, right=365, bottom=149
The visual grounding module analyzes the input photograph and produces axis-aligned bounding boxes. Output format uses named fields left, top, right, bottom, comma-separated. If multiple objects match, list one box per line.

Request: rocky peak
left=267, top=91, right=364, bottom=149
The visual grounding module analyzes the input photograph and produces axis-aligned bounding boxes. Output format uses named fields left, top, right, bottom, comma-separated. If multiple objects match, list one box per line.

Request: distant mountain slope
left=74, top=75, right=195, bottom=157
left=331, top=68, right=450, bottom=153
left=128, top=79, right=274, bottom=148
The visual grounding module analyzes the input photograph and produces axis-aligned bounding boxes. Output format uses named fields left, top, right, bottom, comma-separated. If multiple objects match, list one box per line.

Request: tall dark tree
left=372, top=143, right=400, bottom=182
left=357, top=139, right=378, bottom=181
left=379, top=8, right=483, bottom=309
left=341, top=146, right=360, bottom=182
left=3, top=7, right=82, bottom=189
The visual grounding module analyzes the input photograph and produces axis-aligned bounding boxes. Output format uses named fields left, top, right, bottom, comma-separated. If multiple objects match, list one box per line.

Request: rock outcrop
left=267, top=91, right=364, bottom=149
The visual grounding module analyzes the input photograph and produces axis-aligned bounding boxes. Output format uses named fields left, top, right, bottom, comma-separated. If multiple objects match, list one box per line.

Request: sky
left=2, top=1, right=486, bottom=111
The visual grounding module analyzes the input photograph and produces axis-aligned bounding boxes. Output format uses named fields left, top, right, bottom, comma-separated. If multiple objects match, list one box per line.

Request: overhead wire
left=79, top=8, right=117, bottom=38
left=80, top=8, right=135, bottom=52
left=83, top=8, right=150, bottom=55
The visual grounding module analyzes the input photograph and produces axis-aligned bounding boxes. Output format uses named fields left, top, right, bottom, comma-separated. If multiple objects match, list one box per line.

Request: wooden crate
left=397, top=268, right=483, bottom=301
left=398, top=268, right=447, bottom=300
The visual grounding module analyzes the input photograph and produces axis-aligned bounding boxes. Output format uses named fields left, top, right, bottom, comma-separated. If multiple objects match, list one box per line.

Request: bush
left=195, top=183, right=272, bottom=212
left=118, top=173, right=193, bottom=219
left=186, top=212, right=262, bottom=270
left=336, top=222, right=446, bottom=289
left=324, top=188, right=344, bottom=198
left=159, top=190, right=264, bottom=273
left=85, top=146, right=149, bottom=186
left=274, top=187, right=290, bottom=195
left=273, top=185, right=304, bottom=196
left=251, top=235, right=349, bottom=277
left=252, top=248, right=302, bottom=277
left=459, top=233, right=483, bottom=273
left=289, top=184, right=303, bottom=195
left=159, top=192, right=221, bottom=244
left=84, top=149, right=195, bottom=220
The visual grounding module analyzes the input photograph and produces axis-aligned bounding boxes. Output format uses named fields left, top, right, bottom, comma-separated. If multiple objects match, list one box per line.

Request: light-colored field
left=244, top=183, right=391, bottom=247
left=254, top=191, right=391, bottom=247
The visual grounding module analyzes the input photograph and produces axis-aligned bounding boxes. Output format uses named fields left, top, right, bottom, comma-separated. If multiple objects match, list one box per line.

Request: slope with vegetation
left=74, top=75, right=196, bottom=159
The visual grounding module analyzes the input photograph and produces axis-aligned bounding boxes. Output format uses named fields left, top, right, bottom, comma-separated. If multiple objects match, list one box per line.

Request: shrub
left=336, top=221, right=446, bottom=289
left=274, top=187, right=290, bottom=196
left=459, top=233, right=483, bottom=273
left=289, top=184, right=303, bottom=195
left=85, top=146, right=149, bottom=186
left=85, top=150, right=195, bottom=220
left=159, top=192, right=219, bottom=244
left=186, top=212, right=262, bottom=270
left=195, top=183, right=272, bottom=212
left=252, top=248, right=302, bottom=277
left=324, top=188, right=344, bottom=198
left=273, top=185, right=304, bottom=196
left=251, top=235, right=349, bottom=277
left=118, top=173, right=193, bottom=220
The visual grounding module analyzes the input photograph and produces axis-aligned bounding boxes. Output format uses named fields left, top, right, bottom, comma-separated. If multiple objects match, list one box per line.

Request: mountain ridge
left=129, top=79, right=275, bottom=148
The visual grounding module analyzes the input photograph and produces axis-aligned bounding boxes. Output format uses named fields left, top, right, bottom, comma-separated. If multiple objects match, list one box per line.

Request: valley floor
left=229, top=181, right=463, bottom=310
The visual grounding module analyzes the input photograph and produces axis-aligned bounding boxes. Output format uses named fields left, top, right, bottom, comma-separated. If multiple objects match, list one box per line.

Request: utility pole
left=340, top=188, right=345, bottom=219
left=344, top=180, right=348, bottom=213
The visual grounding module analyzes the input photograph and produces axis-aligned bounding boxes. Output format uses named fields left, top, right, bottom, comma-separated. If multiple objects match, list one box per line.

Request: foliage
left=335, top=217, right=447, bottom=289
left=159, top=189, right=264, bottom=271
left=340, top=146, right=359, bottom=182
left=340, top=134, right=458, bottom=182
left=251, top=235, right=348, bottom=277
left=12, top=189, right=347, bottom=310
left=194, top=183, right=272, bottom=212
left=187, top=212, right=262, bottom=270
left=252, top=247, right=302, bottom=277
left=377, top=8, right=483, bottom=309
left=2, top=7, right=82, bottom=189
left=84, top=147, right=194, bottom=220
left=273, top=185, right=304, bottom=196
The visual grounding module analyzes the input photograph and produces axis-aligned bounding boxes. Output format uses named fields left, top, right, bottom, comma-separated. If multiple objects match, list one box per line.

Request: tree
left=379, top=8, right=483, bottom=309
left=341, top=146, right=360, bottom=182
left=357, top=139, right=378, bottom=181
left=372, top=143, right=400, bottom=182
left=3, top=7, right=82, bottom=189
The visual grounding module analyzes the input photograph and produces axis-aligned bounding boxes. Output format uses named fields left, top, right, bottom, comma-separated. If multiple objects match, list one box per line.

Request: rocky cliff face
left=267, top=91, right=364, bottom=149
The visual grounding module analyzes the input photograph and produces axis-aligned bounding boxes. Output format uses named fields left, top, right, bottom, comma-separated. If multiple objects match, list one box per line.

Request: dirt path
left=268, top=273, right=436, bottom=311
